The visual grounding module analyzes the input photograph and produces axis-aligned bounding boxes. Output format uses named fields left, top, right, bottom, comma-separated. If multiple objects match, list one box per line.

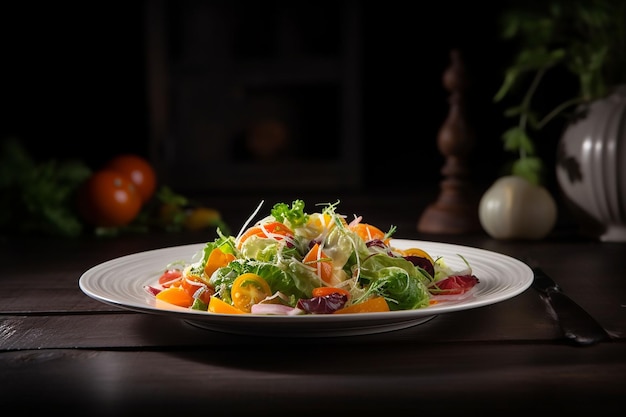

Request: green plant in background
left=0, top=137, right=92, bottom=237
left=493, top=0, right=626, bottom=185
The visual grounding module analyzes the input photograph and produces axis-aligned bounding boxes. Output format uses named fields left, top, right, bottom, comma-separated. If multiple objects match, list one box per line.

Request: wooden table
left=1, top=191, right=625, bottom=415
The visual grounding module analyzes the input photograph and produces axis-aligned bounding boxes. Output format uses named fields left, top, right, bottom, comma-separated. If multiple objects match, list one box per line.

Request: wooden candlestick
left=417, top=49, right=481, bottom=234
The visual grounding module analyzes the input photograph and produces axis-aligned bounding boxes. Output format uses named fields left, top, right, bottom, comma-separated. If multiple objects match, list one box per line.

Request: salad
left=145, top=200, right=479, bottom=315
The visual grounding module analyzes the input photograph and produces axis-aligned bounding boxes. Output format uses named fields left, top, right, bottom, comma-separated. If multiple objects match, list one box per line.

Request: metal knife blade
left=531, top=267, right=611, bottom=346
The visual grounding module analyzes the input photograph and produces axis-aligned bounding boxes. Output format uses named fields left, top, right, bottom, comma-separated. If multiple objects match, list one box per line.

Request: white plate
left=79, top=239, right=533, bottom=337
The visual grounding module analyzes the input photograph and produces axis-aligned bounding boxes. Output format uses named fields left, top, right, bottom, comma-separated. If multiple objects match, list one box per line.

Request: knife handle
left=547, top=291, right=610, bottom=346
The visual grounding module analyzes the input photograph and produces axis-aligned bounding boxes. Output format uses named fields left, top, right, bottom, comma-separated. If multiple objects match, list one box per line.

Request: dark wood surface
left=1, top=191, right=625, bottom=415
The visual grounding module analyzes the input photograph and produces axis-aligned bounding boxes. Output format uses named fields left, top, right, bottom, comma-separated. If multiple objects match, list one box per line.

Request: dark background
left=1, top=1, right=559, bottom=196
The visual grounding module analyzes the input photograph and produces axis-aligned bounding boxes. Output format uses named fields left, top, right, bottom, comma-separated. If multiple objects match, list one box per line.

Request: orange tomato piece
left=181, top=276, right=214, bottom=304
left=204, top=248, right=236, bottom=277
left=397, top=247, right=435, bottom=266
left=155, top=286, right=194, bottom=308
left=158, top=269, right=183, bottom=288
left=333, top=296, right=390, bottom=314
left=237, top=221, right=293, bottom=249
left=208, top=296, right=245, bottom=314
left=311, top=286, right=350, bottom=299
left=350, top=223, right=389, bottom=244
left=303, top=243, right=333, bottom=284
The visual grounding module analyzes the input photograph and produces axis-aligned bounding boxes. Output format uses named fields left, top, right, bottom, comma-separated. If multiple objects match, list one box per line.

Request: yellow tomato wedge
left=230, top=273, right=272, bottom=313
left=204, top=247, right=236, bottom=277
left=208, top=296, right=245, bottom=314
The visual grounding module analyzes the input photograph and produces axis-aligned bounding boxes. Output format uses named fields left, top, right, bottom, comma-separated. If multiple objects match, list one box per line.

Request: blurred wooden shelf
left=145, top=0, right=362, bottom=193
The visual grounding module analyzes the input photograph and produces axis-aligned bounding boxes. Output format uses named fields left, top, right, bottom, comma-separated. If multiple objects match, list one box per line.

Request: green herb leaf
left=512, top=157, right=543, bottom=185
left=0, top=138, right=91, bottom=237
left=271, top=199, right=308, bottom=228
left=502, top=127, right=535, bottom=155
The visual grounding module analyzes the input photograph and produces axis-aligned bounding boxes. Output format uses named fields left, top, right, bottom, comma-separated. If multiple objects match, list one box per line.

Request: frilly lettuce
left=355, top=253, right=431, bottom=310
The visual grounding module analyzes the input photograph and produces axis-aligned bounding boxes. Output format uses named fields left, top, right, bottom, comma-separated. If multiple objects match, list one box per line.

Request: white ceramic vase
left=556, top=85, right=626, bottom=242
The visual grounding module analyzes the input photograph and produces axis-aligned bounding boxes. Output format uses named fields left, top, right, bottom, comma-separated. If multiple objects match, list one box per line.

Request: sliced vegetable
left=429, top=274, right=479, bottom=295
left=204, top=247, right=236, bottom=277
left=208, top=296, right=245, bottom=314
left=398, top=247, right=434, bottom=265
left=230, top=273, right=272, bottom=313
left=349, top=223, right=389, bottom=244
left=236, top=221, right=293, bottom=249
left=398, top=248, right=435, bottom=277
left=334, top=297, right=390, bottom=314
left=311, top=286, right=351, bottom=299
left=155, top=286, right=194, bottom=308
left=303, top=243, right=333, bottom=284
left=296, top=292, right=348, bottom=314
left=251, top=303, right=304, bottom=315
left=158, top=269, right=183, bottom=287
left=181, top=276, right=214, bottom=304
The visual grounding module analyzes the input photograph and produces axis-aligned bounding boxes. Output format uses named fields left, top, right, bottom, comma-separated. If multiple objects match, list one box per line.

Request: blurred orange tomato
left=77, top=169, right=143, bottom=227
left=106, top=154, right=156, bottom=204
